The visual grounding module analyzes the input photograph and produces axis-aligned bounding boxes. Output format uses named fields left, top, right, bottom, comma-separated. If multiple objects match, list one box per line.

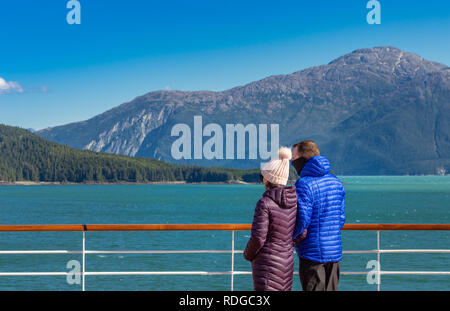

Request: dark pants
left=299, top=258, right=340, bottom=291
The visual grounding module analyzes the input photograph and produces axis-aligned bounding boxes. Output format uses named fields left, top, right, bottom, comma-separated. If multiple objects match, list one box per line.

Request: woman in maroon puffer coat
left=244, top=147, right=304, bottom=291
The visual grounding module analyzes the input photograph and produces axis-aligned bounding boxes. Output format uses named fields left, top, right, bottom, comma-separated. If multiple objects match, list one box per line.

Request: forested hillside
left=0, top=124, right=260, bottom=183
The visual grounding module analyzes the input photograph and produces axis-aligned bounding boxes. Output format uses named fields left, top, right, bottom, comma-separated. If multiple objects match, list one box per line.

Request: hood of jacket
left=263, top=185, right=297, bottom=209
left=300, top=155, right=331, bottom=178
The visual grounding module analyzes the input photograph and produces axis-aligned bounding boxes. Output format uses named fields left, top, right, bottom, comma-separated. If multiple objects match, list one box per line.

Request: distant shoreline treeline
left=0, top=124, right=262, bottom=183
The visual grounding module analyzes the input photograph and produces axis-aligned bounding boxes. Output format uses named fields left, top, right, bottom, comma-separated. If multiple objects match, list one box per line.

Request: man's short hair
left=293, top=140, right=320, bottom=160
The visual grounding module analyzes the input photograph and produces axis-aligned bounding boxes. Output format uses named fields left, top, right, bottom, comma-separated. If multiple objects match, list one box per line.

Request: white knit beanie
left=261, top=147, right=292, bottom=186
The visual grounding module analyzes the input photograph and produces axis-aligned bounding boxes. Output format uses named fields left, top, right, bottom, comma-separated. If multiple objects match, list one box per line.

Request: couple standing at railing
left=244, top=140, right=346, bottom=291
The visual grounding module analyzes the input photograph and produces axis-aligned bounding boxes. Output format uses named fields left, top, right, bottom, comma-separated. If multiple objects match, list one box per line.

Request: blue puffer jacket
left=293, top=155, right=346, bottom=263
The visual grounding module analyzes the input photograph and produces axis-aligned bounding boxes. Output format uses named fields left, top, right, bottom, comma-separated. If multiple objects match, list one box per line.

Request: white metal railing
left=0, top=224, right=449, bottom=291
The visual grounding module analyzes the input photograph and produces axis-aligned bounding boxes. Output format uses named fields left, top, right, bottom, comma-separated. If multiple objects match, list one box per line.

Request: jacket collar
left=263, top=186, right=297, bottom=209
left=300, top=155, right=331, bottom=177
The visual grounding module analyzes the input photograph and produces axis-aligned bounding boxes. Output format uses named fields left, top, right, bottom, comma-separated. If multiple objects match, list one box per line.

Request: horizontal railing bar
left=344, top=249, right=450, bottom=254
left=343, top=250, right=378, bottom=254
left=0, top=271, right=244, bottom=276
left=0, top=271, right=368, bottom=276
left=340, top=272, right=370, bottom=275
left=331, top=271, right=450, bottom=276
left=342, top=224, right=450, bottom=231
left=231, top=271, right=252, bottom=275
left=0, top=250, right=82, bottom=254
left=380, top=271, right=450, bottom=275
left=0, top=224, right=450, bottom=232
left=379, top=249, right=450, bottom=253
left=1, top=249, right=449, bottom=255
left=0, top=272, right=70, bottom=276
left=1, top=271, right=449, bottom=277
left=0, top=250, right=235, bottom=255
left=0, top=225, right=84, bottom=232
left=86, top=250, right=234, bottom=254
left=85, top=250, right=233, bottom=254
left=84, top=271, right=232, bottom=276
left=86, top=224, right=251, bottom=231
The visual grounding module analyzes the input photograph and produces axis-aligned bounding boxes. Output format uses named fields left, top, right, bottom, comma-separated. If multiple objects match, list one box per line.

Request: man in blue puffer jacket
left=291, top=140, right=346, bottom=291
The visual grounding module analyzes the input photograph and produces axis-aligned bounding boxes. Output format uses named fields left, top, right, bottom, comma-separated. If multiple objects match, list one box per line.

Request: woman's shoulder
left=256, top=196, right=274, bottom=210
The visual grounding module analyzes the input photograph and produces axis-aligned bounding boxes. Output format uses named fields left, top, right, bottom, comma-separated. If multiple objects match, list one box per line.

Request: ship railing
left=0, top=224, right=449, bottom=291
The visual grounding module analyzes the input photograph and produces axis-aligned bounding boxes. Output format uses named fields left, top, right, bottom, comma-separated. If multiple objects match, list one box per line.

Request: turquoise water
left=0, top=176, right=449, bottom=291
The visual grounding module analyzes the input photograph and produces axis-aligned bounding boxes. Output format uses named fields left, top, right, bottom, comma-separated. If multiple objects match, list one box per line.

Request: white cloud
left=0, top=77, right=23, bottom=95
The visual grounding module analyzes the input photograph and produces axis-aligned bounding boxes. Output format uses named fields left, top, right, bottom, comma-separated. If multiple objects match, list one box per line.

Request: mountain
left=0, top=124, right=259, bottom=183
left=37, top=47, right=450, bottom=175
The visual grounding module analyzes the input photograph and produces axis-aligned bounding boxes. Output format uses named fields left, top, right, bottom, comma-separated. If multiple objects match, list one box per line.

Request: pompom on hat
left=261, top=147, right=292, bottom=186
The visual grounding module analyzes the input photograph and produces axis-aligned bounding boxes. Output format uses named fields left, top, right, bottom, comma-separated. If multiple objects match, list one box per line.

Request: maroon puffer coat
left=244, top=185, right=298, bottom=291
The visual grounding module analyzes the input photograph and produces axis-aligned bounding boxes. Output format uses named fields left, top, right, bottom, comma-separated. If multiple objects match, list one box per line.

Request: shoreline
left=1, top=175, right=448, bottom=186
left=0, top=180, right=258, bottom=186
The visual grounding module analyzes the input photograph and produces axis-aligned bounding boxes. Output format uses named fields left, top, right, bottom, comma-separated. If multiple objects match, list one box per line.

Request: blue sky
left=1, top=0, right=449, bottom=130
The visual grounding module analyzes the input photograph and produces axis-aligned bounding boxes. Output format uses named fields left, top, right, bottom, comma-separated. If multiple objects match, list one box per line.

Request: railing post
left=231, top=230, right=235, bottom=291
left=377, top=230, right=381, bottom=291
left=82, top=230, right=85, bottom=291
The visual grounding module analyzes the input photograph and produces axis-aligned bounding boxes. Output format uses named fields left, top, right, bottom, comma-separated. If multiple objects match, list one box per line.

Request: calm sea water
left=0, top=176, right=449, bottom=291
